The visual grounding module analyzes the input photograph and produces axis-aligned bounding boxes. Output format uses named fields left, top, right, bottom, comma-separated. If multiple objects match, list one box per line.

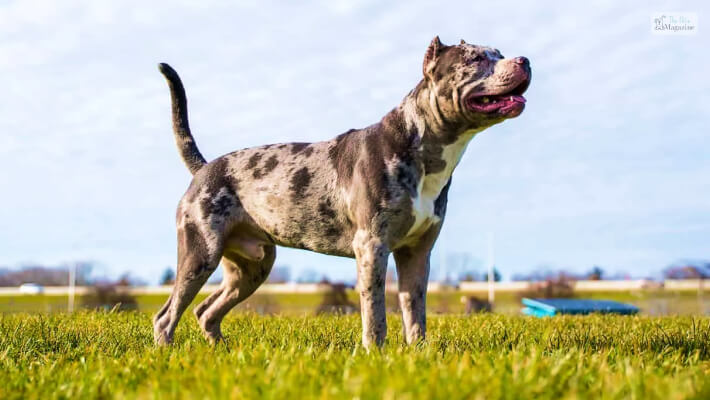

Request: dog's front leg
left=392, top=224, right=442, bottom=345
left=393, top=246, right=431, bottom=344
left=353, top=229, right=389, bottom=349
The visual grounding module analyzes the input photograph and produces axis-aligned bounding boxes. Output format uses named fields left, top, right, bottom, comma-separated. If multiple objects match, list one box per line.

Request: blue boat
left=521, top=298, right=639, bottom=317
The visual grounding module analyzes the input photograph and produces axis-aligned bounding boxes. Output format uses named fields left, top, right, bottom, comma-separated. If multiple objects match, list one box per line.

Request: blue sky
left=0, top=1, right=708, bottom=283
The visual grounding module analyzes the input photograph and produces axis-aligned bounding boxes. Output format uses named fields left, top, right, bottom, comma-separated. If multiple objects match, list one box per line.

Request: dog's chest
left=404, top=133, right=475, bottom=239
left=406, top=182, right=441, bottom=237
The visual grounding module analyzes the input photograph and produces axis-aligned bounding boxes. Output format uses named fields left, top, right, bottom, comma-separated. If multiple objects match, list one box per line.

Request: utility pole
left=68, top=263, right=76, bottom=313
left=487, top=232, right=495, bottom=305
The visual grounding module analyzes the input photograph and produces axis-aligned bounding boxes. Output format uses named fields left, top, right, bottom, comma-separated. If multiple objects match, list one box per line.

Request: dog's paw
left=153, top=324, right=174, bottom=346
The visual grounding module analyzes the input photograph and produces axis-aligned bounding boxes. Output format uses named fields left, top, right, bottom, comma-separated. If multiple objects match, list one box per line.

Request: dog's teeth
left=482, top=97, right=490, bottom=103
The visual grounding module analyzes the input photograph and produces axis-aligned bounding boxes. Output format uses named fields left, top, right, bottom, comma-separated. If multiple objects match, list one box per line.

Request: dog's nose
left=513, top=57, right=529, bottom=68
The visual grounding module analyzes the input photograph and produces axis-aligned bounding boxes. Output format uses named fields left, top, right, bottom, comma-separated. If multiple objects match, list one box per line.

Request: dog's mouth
left=465, top=77, right=530, bottom=117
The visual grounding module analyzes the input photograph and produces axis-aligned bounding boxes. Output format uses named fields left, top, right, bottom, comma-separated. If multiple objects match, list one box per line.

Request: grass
left=2, top=312, right=710, bottom=399
left=2, top=289, right=709, bottom=315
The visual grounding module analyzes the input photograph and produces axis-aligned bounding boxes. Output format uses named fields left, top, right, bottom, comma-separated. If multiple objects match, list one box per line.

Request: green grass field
left=2, top=289, right=709, bottom=315
left=2, top=312, right=709, bottom=399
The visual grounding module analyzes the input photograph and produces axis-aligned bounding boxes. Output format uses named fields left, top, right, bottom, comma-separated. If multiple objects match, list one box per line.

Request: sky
left=0, top=1, right=708, bottom=284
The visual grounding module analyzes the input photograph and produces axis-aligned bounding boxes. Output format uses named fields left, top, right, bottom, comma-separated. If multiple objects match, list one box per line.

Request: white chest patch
left=404, top=129, right=481, bottom=240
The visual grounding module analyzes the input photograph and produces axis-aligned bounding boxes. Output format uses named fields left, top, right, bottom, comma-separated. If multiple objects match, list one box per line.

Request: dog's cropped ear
left=423, top=36, right=443, bottom=78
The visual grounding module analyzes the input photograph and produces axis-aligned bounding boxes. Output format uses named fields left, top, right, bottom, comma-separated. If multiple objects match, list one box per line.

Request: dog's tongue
left=508, top=95, right=526, bottom=104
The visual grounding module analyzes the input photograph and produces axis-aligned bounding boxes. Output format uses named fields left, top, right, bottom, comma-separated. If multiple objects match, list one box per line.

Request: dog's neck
left=386, top=80, right=485, bottom=197
left=402, top=79, right=485, bottom=143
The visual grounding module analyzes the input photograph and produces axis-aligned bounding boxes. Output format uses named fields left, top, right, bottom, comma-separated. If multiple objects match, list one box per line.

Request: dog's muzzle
left=465, top=57, right=531, bottom=118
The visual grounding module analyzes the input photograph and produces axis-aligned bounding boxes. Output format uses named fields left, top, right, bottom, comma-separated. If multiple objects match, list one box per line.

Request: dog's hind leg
left=193, top=286, right=223, bottom=321
left=195, top=245, right=275, bottom=343
left=153, top=222, right=223, bottom=345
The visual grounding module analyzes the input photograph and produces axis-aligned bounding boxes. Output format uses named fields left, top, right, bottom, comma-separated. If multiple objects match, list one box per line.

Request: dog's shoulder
left=327, top=109, right=422, bottom=185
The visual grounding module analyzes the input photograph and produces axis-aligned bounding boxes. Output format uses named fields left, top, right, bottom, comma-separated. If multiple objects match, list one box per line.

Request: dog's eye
left=467, top=55, right=485, bottom=65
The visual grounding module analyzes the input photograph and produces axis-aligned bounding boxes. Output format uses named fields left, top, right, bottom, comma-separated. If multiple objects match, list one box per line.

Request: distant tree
left=511, top=273, right=531, bottom=282
left=0, top=262, right=95, bottom=287
left=606, top=271, right=633, bottom=280
left=664, top=262, right=710, bottom=279
left=459, top=271, right=479, bottom=282
left=446, top=252, right=482, bottom=282
left=483, top=267, right=502, bottom=282
left=511, top=265, right=558, bottom=282
left=519, top=275, right=575, bottom=299
left=71, top=262, right=94, bottom=285
left=587, top=266, right=605, bottom=280
left=513, top=266, right=587, bottom=282
left=116, top=272, right=145, bottom=287
left=160, top=267, right=175, bottom=285
left=296, top=269, right=323, bottom=283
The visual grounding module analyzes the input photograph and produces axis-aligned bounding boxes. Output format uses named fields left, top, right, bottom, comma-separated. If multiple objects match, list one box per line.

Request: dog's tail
left=158, top=63, right=207, bottom=175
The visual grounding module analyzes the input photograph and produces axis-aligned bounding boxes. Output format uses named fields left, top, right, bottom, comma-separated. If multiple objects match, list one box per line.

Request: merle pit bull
left=153, top=36, right=531, bottom=348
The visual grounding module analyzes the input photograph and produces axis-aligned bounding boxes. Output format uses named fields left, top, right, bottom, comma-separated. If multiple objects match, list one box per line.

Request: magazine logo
left=652, top=13, right=698, bottom=35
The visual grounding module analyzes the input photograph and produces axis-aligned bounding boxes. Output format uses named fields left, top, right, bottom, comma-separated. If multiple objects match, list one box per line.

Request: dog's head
left=422, top=36, right=531, bottom=128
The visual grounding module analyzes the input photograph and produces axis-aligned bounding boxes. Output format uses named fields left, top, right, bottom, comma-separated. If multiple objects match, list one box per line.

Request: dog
left=153, top=36, right=531, bottom=348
